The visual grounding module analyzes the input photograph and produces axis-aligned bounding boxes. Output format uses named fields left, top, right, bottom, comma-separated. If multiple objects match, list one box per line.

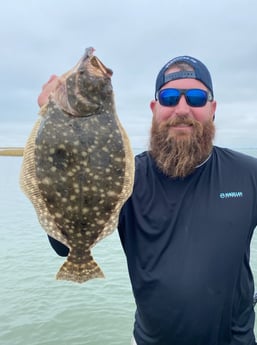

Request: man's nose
left=174, top=95, right=190, bottom=115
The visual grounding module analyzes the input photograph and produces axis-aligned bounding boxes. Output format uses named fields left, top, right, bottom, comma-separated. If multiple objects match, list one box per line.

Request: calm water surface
left=0, top=149, right=257, bottom=345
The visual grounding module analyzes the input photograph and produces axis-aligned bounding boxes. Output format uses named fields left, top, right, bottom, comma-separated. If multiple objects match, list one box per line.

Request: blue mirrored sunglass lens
left=186, top=89, right=208, bottom=106
left=158, top=89, right=180, bottom=106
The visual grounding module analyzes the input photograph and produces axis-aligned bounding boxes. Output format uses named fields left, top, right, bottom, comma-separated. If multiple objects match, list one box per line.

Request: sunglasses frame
left=157, top=88, right=213, bottom=107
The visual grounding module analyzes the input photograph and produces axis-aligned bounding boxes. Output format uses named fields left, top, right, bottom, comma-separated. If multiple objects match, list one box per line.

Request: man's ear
left=150, top=100, right=157, bottom=112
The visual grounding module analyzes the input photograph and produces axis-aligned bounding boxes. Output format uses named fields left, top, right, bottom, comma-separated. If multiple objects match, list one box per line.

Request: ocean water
left=0, top=149, right=257, bottom=345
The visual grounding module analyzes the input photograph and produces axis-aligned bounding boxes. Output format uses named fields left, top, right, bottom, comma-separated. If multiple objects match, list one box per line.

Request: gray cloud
left=0, top=0, right=257, bottom=149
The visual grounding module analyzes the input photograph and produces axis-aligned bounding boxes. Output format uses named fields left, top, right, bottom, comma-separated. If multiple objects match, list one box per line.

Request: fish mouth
left=80, top=47, right=113, bottom=77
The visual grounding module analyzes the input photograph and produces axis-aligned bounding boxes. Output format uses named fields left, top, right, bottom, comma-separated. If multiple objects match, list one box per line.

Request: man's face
left=151, top=69, right=216, bottom=131
left=149, top=68, right=217, bottom=178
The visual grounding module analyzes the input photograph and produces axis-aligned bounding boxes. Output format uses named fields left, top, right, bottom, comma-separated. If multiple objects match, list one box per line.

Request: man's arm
left=47, top=236, right=69, bottom=257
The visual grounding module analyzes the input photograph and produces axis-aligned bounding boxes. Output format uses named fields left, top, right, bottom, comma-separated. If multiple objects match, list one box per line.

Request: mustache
left=163, top=115, right=198, bottom=128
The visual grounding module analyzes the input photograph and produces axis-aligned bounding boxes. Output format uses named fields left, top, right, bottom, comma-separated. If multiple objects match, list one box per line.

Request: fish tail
left=56, top=257, right=105, bottom=284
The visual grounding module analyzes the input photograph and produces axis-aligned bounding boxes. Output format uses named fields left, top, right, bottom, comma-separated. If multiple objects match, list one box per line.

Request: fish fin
left=56, top=258, right=105, bottom=284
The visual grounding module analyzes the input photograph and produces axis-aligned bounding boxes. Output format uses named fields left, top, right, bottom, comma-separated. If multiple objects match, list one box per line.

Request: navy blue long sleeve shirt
left=118, top=147, right=257, bottom=345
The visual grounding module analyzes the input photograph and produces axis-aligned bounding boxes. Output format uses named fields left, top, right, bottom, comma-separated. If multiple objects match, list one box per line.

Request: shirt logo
left=219, top=192, right=243, bottom=199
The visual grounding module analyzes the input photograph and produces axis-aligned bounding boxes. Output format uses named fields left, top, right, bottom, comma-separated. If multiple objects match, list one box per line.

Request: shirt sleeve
left=47, top=235, right=69, bottom=257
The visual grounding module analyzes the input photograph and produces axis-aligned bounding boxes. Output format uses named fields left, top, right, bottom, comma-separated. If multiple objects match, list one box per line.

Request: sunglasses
left=157, top=88, right=213, bottom=107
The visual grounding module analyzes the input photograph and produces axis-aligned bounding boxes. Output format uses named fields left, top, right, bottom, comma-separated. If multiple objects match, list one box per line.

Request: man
left=38, top=56, right=257, bottom=345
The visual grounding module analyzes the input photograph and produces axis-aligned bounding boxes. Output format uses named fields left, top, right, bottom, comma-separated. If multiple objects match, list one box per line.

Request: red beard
left=149, top=115, right=215, bottom=178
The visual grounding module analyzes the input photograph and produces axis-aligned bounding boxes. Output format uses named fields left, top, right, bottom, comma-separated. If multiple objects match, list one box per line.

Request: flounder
left=20, top=47, right=134, bottom=283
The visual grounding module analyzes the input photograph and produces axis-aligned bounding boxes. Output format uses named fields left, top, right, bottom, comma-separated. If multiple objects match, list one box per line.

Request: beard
left=149, top=115, right=215, bottom=178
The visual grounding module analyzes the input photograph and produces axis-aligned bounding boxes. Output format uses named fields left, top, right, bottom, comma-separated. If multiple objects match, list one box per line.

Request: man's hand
left=37, top=74, right=60, bottom=107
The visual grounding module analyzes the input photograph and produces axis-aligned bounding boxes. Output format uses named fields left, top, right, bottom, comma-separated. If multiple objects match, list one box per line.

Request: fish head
left=51, top=47, right=114, bottom=117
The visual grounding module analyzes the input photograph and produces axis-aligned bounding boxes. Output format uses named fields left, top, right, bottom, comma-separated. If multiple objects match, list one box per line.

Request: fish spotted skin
left=20, top=48, right=134, bottom=283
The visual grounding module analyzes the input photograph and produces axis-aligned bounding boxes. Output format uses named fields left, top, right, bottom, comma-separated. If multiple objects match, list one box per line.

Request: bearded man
left=150, top=60, right=216, bottom=178
left=39, top=56, right=257, bottom=345
left=118, top=56, right=257, bottom=345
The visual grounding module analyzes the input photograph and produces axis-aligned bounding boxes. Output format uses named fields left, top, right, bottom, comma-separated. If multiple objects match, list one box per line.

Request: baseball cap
left=155, top=56, right=213, bottom=99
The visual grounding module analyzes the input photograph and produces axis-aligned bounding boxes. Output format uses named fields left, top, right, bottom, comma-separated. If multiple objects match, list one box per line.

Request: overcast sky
left=0, top=0, right=257, bottom=149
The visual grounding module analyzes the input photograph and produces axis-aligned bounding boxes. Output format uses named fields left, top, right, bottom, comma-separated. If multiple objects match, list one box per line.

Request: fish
left=20, top=47, right=134, bottom=283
